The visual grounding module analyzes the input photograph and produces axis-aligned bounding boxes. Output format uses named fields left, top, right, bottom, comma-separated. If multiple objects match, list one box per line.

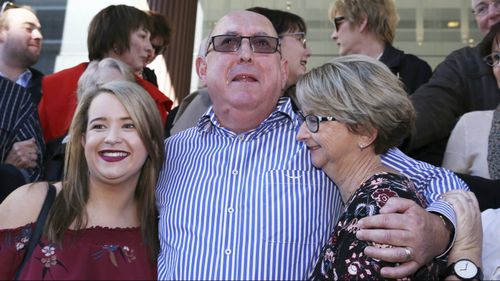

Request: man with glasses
left=328, top=0, right=432, bottom=95
left=0, top=2, right=44, bottom=196
left=166, top=7, right=311, bottom=136
left=156, top=10, right=465, bottom=280
left=405, top=0, right=500, bottom=175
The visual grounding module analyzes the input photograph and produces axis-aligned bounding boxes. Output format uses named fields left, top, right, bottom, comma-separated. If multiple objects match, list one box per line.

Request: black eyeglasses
left=1, top=1, right=18, bottom=14
left=280, top=32, right=307, bottom=48
left=484, top=52, right=500, bottom=66
left=298, top=111, right=336, bottom=133
left=207, top=35, right=280, bottom=54
left=332, top=16, right=345, bottom=33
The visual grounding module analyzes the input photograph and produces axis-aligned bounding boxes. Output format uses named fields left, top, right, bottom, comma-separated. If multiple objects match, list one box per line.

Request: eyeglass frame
left=484, top=51, right=500, bottom=66
left=472, top=0, right=500, bottom=16
left=279, top=32, right=307, bottom=48
left=332, top=16, right=346, bottom=33
left=1, top=1, right=18, bottom=14
left=298, top=111, right=336, bottom=133
left=206, top=34, right=281, bottom=55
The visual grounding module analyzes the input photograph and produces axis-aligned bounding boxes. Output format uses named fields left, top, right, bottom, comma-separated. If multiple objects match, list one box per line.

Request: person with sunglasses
left=166, top=7, right=311, bottom=137
left=142, top=11, right=172, bottom=87
left=155, top=10, right=467, bottom=280
left=328, top=0, right=431, bottom=95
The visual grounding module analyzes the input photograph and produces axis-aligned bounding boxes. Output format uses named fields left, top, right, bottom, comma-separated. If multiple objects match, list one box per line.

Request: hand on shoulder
left=0, top=182, right=61, bottom=229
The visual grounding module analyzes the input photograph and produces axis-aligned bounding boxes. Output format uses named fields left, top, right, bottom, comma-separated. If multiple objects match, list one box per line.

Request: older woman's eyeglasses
left=484, top=52, right=500, bottom=66
left=280, top=32, right=307, bottom=48
left=472, top=0, right=500, bottom=17
left=298, top=111, right=336, bottom=133
left=207, top=35, right=280, bottom=54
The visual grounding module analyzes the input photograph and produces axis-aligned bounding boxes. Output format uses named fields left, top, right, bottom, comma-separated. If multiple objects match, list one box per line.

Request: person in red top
left=0, top=81, right=164, bottom=280
left=39, top=5, right=172, bottom=142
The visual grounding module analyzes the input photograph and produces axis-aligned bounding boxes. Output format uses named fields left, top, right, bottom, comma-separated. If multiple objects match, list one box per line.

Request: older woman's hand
left=442, top=190, right=482, bottom=267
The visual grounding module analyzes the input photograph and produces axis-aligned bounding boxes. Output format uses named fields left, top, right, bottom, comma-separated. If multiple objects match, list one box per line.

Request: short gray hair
left=77, top=58, right=135, bottom=101
left=296, top=54, right=415, bottom=154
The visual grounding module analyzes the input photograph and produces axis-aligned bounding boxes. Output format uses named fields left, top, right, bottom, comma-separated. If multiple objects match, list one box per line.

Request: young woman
left=0, top=80, right=164, bottom=279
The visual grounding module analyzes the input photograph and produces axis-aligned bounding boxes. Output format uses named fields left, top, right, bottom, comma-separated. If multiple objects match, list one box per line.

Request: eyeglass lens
left=211, top=35, right=279, bottom=54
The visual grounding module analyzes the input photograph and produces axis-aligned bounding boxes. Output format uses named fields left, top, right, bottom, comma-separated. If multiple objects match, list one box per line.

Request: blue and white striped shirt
left=156, top=97, right=467, bottom=280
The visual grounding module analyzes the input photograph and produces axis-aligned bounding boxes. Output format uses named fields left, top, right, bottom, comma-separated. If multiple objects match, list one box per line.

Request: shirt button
left=238, top=135, right=244, bottom=141
left=232, top=170, right=238, bottom=175
left=225, top=249, right=232, bottom=255
left=227, top=207, right=234, bottom=213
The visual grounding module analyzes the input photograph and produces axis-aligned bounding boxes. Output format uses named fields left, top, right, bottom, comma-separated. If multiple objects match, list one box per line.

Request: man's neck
left=0, top=60, right=27, bottom=82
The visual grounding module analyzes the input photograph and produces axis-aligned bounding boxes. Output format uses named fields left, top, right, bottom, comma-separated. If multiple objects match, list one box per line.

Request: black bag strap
left=15, top=184, right=56, bottom=280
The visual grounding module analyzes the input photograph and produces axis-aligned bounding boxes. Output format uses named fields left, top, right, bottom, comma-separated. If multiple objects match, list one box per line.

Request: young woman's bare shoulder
left=0, top=182, right=57, bottom=229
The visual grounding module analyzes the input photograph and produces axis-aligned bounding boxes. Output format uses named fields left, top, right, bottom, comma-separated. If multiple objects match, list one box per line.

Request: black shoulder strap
left=15, top=184, right=56, bottom=280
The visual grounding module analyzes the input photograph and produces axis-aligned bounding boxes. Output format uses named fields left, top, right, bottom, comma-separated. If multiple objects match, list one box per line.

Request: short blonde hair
left=328, top=0, right=399, bottom=44
left=296, top=54, right=415, bottom=154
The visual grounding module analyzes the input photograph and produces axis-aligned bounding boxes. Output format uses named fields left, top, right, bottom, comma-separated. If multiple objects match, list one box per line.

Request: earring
left=358, top=143, right=365, bottom=149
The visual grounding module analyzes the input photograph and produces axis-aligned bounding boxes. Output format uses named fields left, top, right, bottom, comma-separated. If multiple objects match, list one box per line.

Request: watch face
left=454, top=260, right=478, bottom=279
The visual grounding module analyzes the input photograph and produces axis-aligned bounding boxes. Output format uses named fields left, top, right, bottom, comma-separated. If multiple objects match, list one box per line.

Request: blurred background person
left=0, top=2, right=44, bottom=194
left=405, top=0, right=500, bottom=166
left=0, top=80, right=164, bottom=279
left=142, top=10, right=172, bottom=87
left=441, top=21, right=500, bottom=211
left=328, top=0, right=431, bottom=94
left=38, top=4, right=172, bottom=144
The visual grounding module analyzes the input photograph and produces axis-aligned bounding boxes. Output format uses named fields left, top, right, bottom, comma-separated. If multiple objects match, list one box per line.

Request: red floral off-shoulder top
left=0, top=225, right=156, bottom=280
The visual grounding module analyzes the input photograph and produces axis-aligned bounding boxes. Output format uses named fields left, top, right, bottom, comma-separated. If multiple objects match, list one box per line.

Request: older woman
left=0, top=81, right=164, bottom=279
left=296, top=55, right=444, bottom=280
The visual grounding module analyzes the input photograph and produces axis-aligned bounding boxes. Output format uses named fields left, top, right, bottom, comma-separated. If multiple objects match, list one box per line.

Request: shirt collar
left=197, top=97, right=297, bottom=138
left=0, top=69, right=32, bottom=88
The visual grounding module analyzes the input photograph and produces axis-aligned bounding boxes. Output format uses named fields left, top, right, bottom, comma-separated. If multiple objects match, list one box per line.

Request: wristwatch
left=446, top=259, right=483, bottom=280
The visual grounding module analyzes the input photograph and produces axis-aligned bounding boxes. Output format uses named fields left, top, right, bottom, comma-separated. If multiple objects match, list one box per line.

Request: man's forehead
left=473, top=0, right=490, bottom=7
left=213, top=11, right=277, bottom=36
left=7, top=8, right=39, bottom=23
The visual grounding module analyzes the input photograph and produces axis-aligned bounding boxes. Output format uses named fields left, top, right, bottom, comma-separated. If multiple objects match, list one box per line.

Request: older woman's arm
left=442, top=190, right=482, bottom=281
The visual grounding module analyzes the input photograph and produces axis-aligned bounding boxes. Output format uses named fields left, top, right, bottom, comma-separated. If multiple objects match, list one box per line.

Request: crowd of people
left=0, top=0, right=497, bottom=280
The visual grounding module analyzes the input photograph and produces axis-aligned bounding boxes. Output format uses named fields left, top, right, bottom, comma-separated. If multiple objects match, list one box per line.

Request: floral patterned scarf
left=487, top=104, right=500, bottom=180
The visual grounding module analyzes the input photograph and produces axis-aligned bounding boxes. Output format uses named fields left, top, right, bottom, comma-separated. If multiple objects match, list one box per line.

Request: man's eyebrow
left=22, top=21, right=42, bottom=29
left=220, top=31, right=274, bottom=36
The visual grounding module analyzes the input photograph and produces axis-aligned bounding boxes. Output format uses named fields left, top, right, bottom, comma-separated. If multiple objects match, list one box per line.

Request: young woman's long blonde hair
left=44, top=80, right=164, bottom=260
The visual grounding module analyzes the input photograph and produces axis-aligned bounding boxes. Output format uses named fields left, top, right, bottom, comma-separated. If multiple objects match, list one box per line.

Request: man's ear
left=198, top=57, right=208, bottom=85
